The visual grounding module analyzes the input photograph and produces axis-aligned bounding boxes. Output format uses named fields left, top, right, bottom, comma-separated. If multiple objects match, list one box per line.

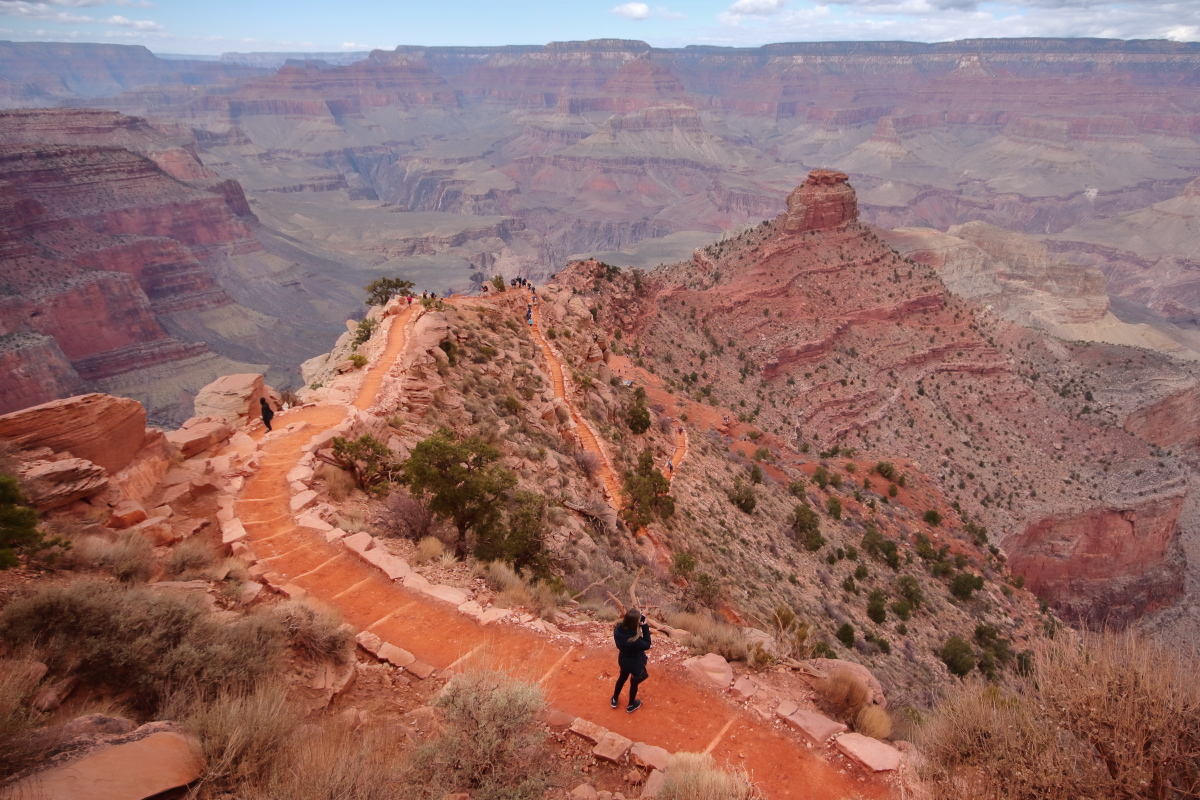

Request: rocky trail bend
left=234, top=301, right=888, bottom=800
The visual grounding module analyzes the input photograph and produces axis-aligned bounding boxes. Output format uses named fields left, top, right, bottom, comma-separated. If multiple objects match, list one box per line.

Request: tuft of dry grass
left=316, top=462, right=356, bottom=501
left=666, top=611, right=748, bottom=663
left=66, top=531, right=154, bottom=582
left=854, top=705, right=892, bottom=739
left=659, top=752, right=761, bottom=800
left=405, top=668, right=549, bottom=800
left=166, top=537, right=216, bottom=578
left=338, top=510, right=366, bottom=532
left=918, top=628, right=1200, bottom=800
left=414, top=536, right=444, bottom=564
left=268, top=599, right=352, bottom=664
left=246, top=720, right=407, bottom=800
left=822, top=668, right=870, bottom=719
left=169, top=682, right=300, bottom=793
left=0, top=656, right=43, bottom=779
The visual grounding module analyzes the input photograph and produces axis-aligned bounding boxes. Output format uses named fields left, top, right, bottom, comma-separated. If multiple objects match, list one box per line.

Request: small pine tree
left=0, top=475, right=46, bottom=569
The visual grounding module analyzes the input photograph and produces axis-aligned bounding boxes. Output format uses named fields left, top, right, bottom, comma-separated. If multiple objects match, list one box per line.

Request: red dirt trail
left=235, top=301, right=890, bottom=800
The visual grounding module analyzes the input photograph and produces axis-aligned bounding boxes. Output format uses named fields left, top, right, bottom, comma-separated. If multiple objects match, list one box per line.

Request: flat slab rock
left=592, top=731, right=633, bottom=763
left=784, top=709, right=848, bottom=745
left=630, top=742, right=671, bottom=771
left=6, top=726, right=203, bottom=800
left=569, top=717, right=609, bottom=744
left=834, top=732, right=903, bottom=772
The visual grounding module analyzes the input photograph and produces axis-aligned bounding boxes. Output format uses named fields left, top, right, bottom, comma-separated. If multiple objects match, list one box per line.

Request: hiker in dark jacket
left=260, top=397, right=275, bottom=432
left=612, top=608, right=651, bottom=713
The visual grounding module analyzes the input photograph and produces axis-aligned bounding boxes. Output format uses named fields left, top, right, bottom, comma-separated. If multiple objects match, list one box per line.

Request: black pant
left=613, top=668, right=642, bottom=705
left=263, top=415, right=273, bottom=432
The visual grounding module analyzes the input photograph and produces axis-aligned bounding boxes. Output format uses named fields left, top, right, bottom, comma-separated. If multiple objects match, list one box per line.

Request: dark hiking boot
left=627, top=700, right=642, bottom=714
left=611, top=696, right=619, bottom=709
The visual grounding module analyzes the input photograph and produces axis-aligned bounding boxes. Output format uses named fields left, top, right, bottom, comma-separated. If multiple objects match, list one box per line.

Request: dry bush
left=385, top=490, right=438, bottom=541
left=485, top=561, right=534, bottom=609
left=405, top=669, right=548, bottom=800
left=66, top=531, right=154, bottom=582
left=414, top=536, right=444, bottom=564
left=854, top=705, right=892, bottom=739
left=918, top=628, right=1200, bottom=800
left=822, top=668, right=871, bottom=719
left=316, top=462, right=356, bottom=501
left=339, top=511, right=366, bottom=532
left=0, top=656, right=43, bottom=779
left=659, top=752, right=761, bottom=800
left=530, top=581, right=564, bottom=619
left=269, top=599, right=352, bottom=664
left=666, top=611, right=748, bottom=662
left=166, top=537, right=216, bottom=578
left=246, top=720, right=407, bottom=800
left=0, top=580, right=286, bottom=712
left=575, top=450, right=602, bottom=480
left=168, top=682, right=300, bottom=794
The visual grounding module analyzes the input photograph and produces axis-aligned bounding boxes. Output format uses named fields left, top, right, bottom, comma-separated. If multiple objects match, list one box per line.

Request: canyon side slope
left=567, top=171, right=1200, bottom=640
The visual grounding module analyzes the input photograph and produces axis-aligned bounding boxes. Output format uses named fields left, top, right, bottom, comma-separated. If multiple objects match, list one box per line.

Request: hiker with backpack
left=612, top=608, right=651, bottom=713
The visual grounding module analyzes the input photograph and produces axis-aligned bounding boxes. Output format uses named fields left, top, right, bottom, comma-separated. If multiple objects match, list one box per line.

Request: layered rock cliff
left=570, top=171, right=1193, bottom=626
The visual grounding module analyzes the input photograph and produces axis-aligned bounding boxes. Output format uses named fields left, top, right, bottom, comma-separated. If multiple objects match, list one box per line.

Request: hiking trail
left=233, top=300, right=892, bottom=800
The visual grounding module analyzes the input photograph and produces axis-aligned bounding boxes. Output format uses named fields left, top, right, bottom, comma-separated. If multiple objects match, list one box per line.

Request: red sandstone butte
left=784, top=170, right=858, bottom=233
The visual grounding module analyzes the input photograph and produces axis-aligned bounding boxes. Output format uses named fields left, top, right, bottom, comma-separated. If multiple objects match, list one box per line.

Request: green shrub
left=826, top=496, right=842, bottom=520
left=0, top=474, right=51, bottom=569
left=622, top=451, right=675, bottom=528
left=836, top=623, right=855, bottom=647
left=671, top=552, right=696, bottom=578
left=627, top=401, right=651, bottom=434
left=867, top=589, right=888, bottom=624
left=950, top=572, right=985, bottom=600
left=748, top=464, right=763, bottom=484
left=897, top=575, right=924, bottom=607
left=501, top=395, right=523, bottom=415
left=862, top=526, right=901, bottom=570
left=0, top=581, right=285, bottom=712
left=326, top=434, right=401, bottom=492
left=352, top=317, right=379, bottom=347
left=940, top=635, right=975, bottom=677
left=843, top=576, right=857, bottom=593
left=788, top=479, right=806, bottom=498
left=791, top=504, right=824, bottom=550
left=349, top=354, right=368, bottom=368
left=889, top=599, right=912, bottom=621
left=875, top=461, right=896, bottom=480
left=924, top=509, right=943, bottom=526
left=888, top=483, right=899, bottom=498
left=728, top=480, right=756, bottom=514
left=813, top=466, right=829, bottom=489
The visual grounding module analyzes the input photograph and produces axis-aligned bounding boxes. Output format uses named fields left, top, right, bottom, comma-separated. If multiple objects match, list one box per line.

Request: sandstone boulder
left=22, top=457, right=109, bottom=510
left=4, top=722, right=203, bottom=800
left=783, top=709, right=847, bottom=745
left=192, top=374, right=269, bottom=428
left=107, top=499, right=148, bottom=529
left=682, top=653, right=733, bottom=688
left=0, top=393, right=146, bottom=473
left=166, top=417, right=234, bottom=458
left=592, top=731, right=633, bottom=763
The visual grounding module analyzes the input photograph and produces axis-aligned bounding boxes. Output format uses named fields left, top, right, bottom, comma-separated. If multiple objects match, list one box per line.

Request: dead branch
left=629, top=566, right=644, bottom=610
left=605, top=591, right=626, bottom=616
left=570, top=574, right=612, bottom=601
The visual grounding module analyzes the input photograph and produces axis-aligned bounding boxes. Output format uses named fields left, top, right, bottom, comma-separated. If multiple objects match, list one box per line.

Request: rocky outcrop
left=0, top=394, right=146, bottom=473
left=784, top=171, right=858, bottom=233
left=20, top=458, right=109, bottom=511
left=191, top=374, right=273, bottom=429
left=1006, top=493, right=1186, bottom=625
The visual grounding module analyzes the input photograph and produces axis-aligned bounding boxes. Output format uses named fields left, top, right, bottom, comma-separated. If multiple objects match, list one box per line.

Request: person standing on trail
left=612, top=608, right=651, bottom=713
left=260, top=397, right=275, bottom=432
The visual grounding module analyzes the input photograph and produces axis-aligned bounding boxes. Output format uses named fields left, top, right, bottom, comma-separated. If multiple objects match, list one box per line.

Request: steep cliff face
left=0, top=110, right=358, bottom=423
left=570, top=171, right=1191, bottom=626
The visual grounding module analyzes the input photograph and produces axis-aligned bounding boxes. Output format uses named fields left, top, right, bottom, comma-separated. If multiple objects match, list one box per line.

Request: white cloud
left=612, top=2, right=651, bottom=19
left=727, top=0, right=789, bottom=15
left=104, top=14, right=160, bottom=29
left=0, top=0, right=155, bottom=22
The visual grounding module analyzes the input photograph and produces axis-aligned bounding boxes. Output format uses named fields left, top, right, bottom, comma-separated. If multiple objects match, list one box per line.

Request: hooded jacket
left=614, top=621, right=651, bottom=672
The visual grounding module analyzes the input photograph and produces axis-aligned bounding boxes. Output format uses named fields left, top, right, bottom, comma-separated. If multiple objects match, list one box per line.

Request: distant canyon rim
left=4, top=37, right=1200, bottom=640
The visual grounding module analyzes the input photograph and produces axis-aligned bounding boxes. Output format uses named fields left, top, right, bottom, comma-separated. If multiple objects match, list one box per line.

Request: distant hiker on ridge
left=612, top=608, right=651, bottom=713
left=260, top=397, right=275, bottom=432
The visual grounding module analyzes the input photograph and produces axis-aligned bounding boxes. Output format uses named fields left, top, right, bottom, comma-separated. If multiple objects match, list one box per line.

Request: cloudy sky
left=0, top=0, right=1197, bottom=55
